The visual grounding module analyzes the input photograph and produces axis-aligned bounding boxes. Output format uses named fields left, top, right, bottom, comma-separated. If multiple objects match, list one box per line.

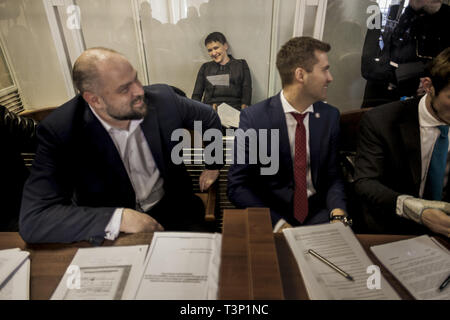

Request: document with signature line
left=283, top=223, right=400, bottom=300
left=51, top=245, right=148, bottom=300
left=134, top=232, right=222, bottom=300
left=0, top=249, right=30, bottom=300
left=371, top=235, right=450, bottom=300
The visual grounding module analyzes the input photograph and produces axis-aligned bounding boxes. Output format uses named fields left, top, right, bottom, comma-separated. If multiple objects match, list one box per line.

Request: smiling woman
left=191, top=31, right=252, bottom=111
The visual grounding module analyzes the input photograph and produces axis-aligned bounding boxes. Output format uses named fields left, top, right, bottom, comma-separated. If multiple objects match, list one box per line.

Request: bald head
left=409, top=0, right=442, bottom=14
left=72, top=47, right=127, bottom=94
left=73, top=48, right=146, bottom=129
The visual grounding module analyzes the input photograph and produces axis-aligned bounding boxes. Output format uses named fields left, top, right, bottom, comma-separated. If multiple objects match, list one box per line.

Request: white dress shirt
left=274, top=91, right=317, bottom=232
left=88, top=106, right=164, bottom=240
left=396, top=94, right=450, bottom=218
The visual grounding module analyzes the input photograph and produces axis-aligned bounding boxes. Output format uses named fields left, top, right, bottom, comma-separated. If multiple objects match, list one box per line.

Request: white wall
left=141, top=0, right=275, bottom=104
left=76, top=0, right=147, bottom=85
left=322, top=0, right=373, bottom=111
left=0, top=0, right=69, bottom=109
left=0, top=0, right=411, bottom=111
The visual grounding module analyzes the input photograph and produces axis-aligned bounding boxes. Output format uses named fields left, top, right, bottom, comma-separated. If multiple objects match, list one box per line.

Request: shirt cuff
left=104, top=208, right=124, bottom=241
left=396, top=195, right=414, bottom=219
left=273, top=219, right=287, bottom=233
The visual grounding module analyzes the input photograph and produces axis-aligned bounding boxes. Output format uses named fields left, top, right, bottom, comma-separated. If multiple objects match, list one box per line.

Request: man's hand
left=199, top=169, right=219, bottom=192
left=241, top=104, right=248, bottom=110
left=422, top=209, right=450, bottom=238
left=120, top=208, right=164, bottom=233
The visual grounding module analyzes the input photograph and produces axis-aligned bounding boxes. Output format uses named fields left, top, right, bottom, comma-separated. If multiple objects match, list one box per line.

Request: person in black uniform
left=361, top=0, right=450, bottom=108
left=192, top=32, right=252, bottom=111
left=0, top=105, right=37, bottom=231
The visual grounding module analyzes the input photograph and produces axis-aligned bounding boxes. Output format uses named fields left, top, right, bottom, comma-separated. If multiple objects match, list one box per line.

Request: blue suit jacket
left=19, top=84, right=221, bottom=244
left=227, top=93, right=346, bottom=225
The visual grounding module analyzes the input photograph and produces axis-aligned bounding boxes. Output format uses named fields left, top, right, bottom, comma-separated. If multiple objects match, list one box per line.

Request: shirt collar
left=88, top=104, right=143, bottom=134
left=418, top=94, right=446, bottom=128
left=280, top=90, right=314, bottom=115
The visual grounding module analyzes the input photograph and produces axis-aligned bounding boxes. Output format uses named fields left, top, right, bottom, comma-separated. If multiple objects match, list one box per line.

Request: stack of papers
left=0, top=248, right=30, bottom=300
left=371, top=235, right=450, bottom=300
left=51, top=232, right=222, bottom=300
left=283, top=223, right=400, bottom=300
left=51, top=245, right=148, bottom=300
left=134, top=232, right=221, bottom=300
left=217, top=103, right=240, bottom=128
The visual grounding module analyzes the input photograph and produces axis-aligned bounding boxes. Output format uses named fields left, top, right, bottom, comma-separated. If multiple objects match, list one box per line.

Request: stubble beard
left=107, top=95, right=148, bottom=121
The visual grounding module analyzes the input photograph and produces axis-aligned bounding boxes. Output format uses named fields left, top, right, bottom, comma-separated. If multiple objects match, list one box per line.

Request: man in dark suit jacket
left=355, top=48, right=450, bottom=237
left=227, top=37, right=348, bottom=231
left=20, top=47, right=222, bottom=244
left=0, top=105, right=37, bottom=231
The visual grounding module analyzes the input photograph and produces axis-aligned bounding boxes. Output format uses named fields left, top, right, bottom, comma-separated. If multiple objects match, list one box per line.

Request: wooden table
left=0, top=232, right=154, bottom=300
left=1, top=231, right=448, bottom=300
left=275, top=233, right=450, bottom=300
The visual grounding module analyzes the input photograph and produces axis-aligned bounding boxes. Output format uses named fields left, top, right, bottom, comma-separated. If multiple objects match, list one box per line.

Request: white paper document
left=0, top=249, right=30, bottom=300
left=51, top=245, right=148, bottom=300
left=283, top=223, right=400, bottom=300
left=207, top=74, right=230, bottom=87
left=217, top=103, right=240, bottom=128
left=0, top=248, right=29, bottom=283
left=371, top=235, right=450, bottom=300
left=134, top=232, right=222, bottom=300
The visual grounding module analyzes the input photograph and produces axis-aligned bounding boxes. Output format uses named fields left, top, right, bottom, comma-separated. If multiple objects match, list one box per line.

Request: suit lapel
left=308, top=104, right=321, bottom=188
left=82, top=105, right=132, bottom=187
left=399, top=102, right=422, bottom=192
left=268, top=94, right=293, bottom=174
left=140, top=99, right=167, bottom=177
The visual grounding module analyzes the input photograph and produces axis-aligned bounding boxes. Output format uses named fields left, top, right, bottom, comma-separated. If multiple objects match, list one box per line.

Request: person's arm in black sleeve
left=227, top=110, right=283, bottom=225
left=19, top=122, right=116, bottom=245
left=354, top=112, right=401, bottom=213
left=0, top=105, right=37, bottom=152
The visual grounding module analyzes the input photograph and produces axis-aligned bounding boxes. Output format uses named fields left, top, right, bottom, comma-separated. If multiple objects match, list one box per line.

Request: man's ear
left=422, top=77, right=435, bottom=95
left=294, top=67, right=306, bottom=84
left=82, top=91, right=100, bottom=107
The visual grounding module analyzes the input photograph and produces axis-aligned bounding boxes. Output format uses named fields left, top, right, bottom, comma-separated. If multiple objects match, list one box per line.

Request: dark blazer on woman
left=192, top=56, right=252, bottom=110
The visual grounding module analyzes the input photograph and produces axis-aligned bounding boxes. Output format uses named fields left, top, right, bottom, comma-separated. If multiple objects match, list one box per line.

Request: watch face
left=331, top=215, right=352, bottom=226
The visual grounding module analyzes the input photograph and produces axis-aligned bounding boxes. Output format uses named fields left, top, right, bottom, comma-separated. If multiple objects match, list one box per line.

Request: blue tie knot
left=424, top=125, right=449, bottom=200
left=438, top=125, right=449, bottom=137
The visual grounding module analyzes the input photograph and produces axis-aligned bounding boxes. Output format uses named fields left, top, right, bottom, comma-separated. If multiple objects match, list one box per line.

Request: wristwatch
left=330, top=214, right=353, bottom=226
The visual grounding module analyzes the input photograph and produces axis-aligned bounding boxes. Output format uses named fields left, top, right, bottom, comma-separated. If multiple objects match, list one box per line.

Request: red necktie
left=291, top=113, right=308, bottom=223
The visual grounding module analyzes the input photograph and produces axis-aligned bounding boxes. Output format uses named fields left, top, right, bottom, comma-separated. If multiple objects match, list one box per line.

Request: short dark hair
left=204, top=32, right=227, bottom=46
left=72, top=47, right=120, bottom=94
left=276, top=36, right=331, bottom=87
left=427, top=47, right=450, bottom=96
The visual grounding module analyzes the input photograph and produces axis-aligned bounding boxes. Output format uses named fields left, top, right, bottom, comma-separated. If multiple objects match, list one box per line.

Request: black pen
left=308, top=249, right=354, bottom=281
left=439, top=274, right=450, bottom=291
